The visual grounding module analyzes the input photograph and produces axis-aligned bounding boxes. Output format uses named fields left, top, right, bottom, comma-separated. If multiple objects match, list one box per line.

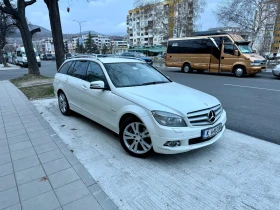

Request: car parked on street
left=272, top=64, right=280, bottom=78
left=53, top=57, right=227, bottom=158
left=121, top=52, right=153, bottom=65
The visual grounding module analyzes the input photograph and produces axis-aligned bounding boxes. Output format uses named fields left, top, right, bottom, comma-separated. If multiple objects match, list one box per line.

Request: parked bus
left=165, top=32, right=267, bottom=77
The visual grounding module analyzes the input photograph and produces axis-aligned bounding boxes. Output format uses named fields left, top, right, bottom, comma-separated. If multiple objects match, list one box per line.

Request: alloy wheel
left=123, top=122, right=152, bottom=154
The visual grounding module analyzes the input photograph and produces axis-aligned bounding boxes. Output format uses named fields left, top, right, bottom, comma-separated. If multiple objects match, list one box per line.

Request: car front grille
left=187, top=104, right=222, bottom=126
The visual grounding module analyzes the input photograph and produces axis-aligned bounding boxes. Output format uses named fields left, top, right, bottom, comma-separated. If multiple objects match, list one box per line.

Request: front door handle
left=64, top=78, right=69, bottom=83
left=82, top=85, right=88, bottom=90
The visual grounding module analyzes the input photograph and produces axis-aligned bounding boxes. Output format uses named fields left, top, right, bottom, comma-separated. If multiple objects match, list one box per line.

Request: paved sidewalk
left=0, top=81, right=118, bottom=210
left=0, top=64, right=21, bottom=71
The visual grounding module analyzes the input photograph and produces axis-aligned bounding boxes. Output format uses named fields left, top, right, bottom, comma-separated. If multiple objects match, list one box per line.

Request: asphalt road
left=1, top=61, right=279, bottom=144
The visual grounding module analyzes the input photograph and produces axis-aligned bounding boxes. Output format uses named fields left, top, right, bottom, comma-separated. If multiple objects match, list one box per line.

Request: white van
left=16, top=47, right=41, bottom=67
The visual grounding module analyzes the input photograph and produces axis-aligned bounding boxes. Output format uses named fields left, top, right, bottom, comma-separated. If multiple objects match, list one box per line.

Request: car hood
left=115, top=82, right=220, bottom=116
left=243, top=54, right=266, bottom=62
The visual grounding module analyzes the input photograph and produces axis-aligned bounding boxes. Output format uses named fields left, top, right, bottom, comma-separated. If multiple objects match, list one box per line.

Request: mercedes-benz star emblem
left=208, top=110, right=216, bottom=123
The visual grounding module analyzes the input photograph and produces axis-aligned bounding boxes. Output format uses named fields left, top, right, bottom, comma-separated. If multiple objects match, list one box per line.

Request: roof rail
left=193, top=31, right=228, bottom=37
left=118, top=56, right=144, bottom=62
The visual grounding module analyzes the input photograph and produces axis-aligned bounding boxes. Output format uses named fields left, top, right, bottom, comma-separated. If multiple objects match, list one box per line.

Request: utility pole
left=73, top=20, right=86, bottom=54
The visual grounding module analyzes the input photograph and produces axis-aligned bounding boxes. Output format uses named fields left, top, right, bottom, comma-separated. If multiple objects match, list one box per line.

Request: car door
left=220, top=43, right=239, bottom=72
left=66, top=60, right=89, bottom=112
left=81, top=61, right=112, bottom=126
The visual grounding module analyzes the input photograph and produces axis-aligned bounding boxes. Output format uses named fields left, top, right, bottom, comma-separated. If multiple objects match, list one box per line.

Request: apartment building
left=127, top=0, right=194, bottom=47
left=271, top=13, right=280, bottom=55
left=110, top=37, right=129, bottom=54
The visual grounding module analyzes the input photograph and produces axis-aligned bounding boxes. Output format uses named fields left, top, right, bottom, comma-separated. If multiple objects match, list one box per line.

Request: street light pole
left=73, top=20, right=86, bottom=54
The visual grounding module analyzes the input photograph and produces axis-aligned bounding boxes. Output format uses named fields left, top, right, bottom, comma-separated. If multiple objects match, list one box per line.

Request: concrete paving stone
left=38, top=149, right=64, bottom=164
left=23, top=121, right=42, bottom=129
left=8, top=134, right=30, bottom=145
left=18, top=178, right=52, bottom=201
left=0, top=188, right=19, bottom=209
left=9, top=140, right=32, bottom=152
left=88, top=183, right=102, bottom=196
left=4, top=120, right=22, bottom=127
left=0, top=174, right=16, bottom=192
left=48, top=168, right=80, bottom=189
left=3, top=117, right=21, bottom=123
left=0, top=138, right=8, bottom=147
left=54, top=180, right=90, bottom=206
left=91, top=186, right=118, bottom=210
left=64, top=153, right=79, bottom=166
left=28, top=130, right=49, bottom=140
left=63, top=194, right=103, bottom=210
left=0, top=131, right=7, bottom=140
left=15, top=165, right=46, bottom=185
left=73, top=163, right=96, bottom=187
left=21, top=118, right=40, bottom=124
left=6, top=129, right=27, bottom=138
left=11, top=147, right=36, bottom=161
left=34, top=142, right=58, bottom=154
left=43, top=157, right=71, bottom=175
left=22, top=191, right=60, bottom=210
left=0, top=145, right=9, bottom=155
left=0, top=153, right=11, bottom=165
left=31, top=136, right=53, bottom=147
left=13, top=155, right=40, bottom=172
left=25, top=125, right=45, bottom=133
left=5, top=124, right=25, bottom=132
left=2, top=113, right=18, bottom=119
left=18, top=111, right=33, bottom=116
left=3, top=203, right=21, bottom=210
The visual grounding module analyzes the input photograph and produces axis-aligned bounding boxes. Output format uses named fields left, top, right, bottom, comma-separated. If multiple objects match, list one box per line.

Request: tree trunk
left=0, top=50, right=9, bottom=67
left=45, top=0, right=65, bottom=70
left=17, top=18, right=40, bottom=75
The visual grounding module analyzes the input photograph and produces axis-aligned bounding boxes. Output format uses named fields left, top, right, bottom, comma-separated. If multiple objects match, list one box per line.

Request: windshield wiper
left=141, top=81, right=169, bottom=86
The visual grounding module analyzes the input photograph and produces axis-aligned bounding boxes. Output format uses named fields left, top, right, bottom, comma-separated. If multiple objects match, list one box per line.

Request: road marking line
left=224, top=84, right=280, bottom=92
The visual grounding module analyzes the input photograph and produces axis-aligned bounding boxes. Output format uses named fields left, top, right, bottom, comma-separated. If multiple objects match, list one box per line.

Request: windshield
left=104, top=62, right=171, bottom=88
left=237, top=44, right=254, bottom=54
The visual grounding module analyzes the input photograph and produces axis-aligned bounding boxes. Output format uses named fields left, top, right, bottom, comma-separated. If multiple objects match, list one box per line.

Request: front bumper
left=272, top=69, right=280, bottom=77
left=247, top=66, right=266, bottom=74
left=141, top=110, right=227, bottom=154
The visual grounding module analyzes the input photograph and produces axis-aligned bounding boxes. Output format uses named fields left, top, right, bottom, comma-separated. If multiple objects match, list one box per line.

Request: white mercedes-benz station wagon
left=53, top=57, right=227, bottom=158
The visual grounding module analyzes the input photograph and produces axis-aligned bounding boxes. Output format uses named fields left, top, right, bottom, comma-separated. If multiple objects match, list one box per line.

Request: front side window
left=68, top=61, right=89, bottom=80
left=104, top=62, right=170, bottom=87
left=224, top=44, right=236, bottom=55
left=86, top=62, right=106, bottom=83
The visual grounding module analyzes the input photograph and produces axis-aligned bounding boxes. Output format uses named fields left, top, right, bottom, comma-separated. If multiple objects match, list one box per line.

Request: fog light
left=164, top=141, right=181, bottom=147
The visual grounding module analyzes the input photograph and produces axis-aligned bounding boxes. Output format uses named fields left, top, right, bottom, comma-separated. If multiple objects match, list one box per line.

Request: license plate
left=201, top=123, right=223, bottom=140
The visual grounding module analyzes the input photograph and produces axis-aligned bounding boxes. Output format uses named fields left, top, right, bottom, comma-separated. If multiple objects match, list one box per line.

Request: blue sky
left=26, top=0, right=221, bottom=35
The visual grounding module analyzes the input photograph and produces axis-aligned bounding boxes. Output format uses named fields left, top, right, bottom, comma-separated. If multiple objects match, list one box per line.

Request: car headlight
left=152, top=111, right=187, bottom=127
left=250, top=62, right=261, bottom=66
left=23, top=57, right=27, bottom=62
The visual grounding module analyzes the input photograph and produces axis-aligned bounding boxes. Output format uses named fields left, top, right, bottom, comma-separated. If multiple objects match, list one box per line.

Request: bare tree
left=0, top=11, right=15, bottom=67
left=44, top=0, right=65, bottom=70
left=214, top=0, right=279, bottom=46
left=0, top=0, right=41, bottom=75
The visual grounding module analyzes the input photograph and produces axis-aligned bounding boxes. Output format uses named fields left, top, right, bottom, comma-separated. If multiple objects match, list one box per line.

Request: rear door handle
left=64, top=78, right=69, bottom=83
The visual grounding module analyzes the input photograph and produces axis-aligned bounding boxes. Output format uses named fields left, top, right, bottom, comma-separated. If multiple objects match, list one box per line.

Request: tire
left=38, top=63, right=41, bottom=67
left=119, top=117, right=154, bottom=158
left=182, top=63, right=192, bottom=73
left=58, top=91, right=71, bottom=116
left=233, top=66, right=245, bottom=77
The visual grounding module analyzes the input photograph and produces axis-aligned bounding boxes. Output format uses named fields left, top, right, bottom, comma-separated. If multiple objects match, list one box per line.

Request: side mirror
left=234, top=50, right=240, bottom=56
left=253, top=49, right=257, bottom=53
left=90, top=81, right=105, bottom=89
